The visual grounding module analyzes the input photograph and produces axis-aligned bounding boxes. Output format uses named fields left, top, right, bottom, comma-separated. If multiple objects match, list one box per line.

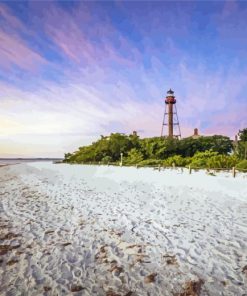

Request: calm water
left=0, top=158, right=62, bottom=165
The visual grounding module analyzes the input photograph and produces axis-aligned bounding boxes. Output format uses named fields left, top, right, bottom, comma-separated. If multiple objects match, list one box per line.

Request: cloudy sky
left=0, top=0, right=247, bottom=157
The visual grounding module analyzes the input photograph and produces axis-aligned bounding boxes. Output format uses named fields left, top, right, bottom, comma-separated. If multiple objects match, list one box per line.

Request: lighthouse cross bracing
left=161, top=89, right=181, bottom=139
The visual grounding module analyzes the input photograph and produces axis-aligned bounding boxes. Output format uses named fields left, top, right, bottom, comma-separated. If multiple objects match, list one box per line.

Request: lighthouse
left=161, top=89, right=181, bottom=139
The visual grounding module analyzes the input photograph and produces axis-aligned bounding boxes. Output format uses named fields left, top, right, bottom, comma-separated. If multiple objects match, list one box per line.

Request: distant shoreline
left=0, top=158, right=63, bottom=166
left=0, top=158, right=63, bottom=160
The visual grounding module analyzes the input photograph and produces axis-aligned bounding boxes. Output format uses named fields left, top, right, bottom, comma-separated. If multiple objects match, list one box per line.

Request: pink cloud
left=203, top=102, right=247, bottom=137
left=0, top=3, right=48, bottom=72
left=0, top=29, right=46, bottom=71
left=41, top=4, right=139, bottom=67
left=43, top=6, right=94, bottom=64
left=0, top=4, right=26, bottom=31
left=0, top=2, right=141, bottom=71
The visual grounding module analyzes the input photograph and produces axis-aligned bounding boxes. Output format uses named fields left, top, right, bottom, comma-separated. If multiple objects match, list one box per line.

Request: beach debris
left=45, top=230, right=55, bottom=235
left=21, top=186, right=29, bottom=191
left=0, top=244, right=21, bottom=255
left=16, top=251, right=24, bottom=255
left=111, top=265, right=123, bottom=276
left=135, top=254, right=150, bottom=264
left=95, top=245, right=108, bottom=262
left=0, top=224, right=9, bottom=229
left=6, top=259, right=19, bottom=266
left=109, top=229, right=123, bottom=237
left=106, top=291, right=121, bottom=296
left=177, top=279, right=204, bottom=296
left=70, top=284, right=85, bottom=292
left=163, top=254, right=178, bottom=266
left=126, top=244, right=144, bottom=254
left=144, top=273, right=157, bottom=284
left=43, top=286, right=52, bottom=292
left=242, top=265, right=247, bottom=275
left=131, top=225, right=137, bottom=233
left=61, top=242, right=71, bottom=247
left=78, top=219, right=86, bottom=226
left=126, top=244, right=142, bottom=250
left=0, top=232, right=21, bottom=240
left=100, top=246, right=107, bottom=253
left=109, top=260, right=124, bottom=276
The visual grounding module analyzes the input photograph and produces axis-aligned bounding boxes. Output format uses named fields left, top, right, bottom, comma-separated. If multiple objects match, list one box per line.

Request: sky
left=0, top=0, right=247, bottom=157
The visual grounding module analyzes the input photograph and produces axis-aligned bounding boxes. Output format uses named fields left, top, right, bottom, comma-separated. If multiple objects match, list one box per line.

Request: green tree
left=207, top=155, right=238, bottom=169
left=64, top=153, right=72, bottom=162
left=101, top=155, right=112, bottom=164
left=189, top=150, right=219, bottom=168
left=239, top=128, right=247, bottom=141
left=237, top=128, right=247, bottom=159
left=64, top=131, right=237, bottom=165
left=126, top=148, right=144, bottom=164
left=163, top=155, right=189, bottom=167
left=107, top=133, right=133, bottom=161
left=236, top=160, right=247, bottom=170
left=178, top=135, right=232, bottom=157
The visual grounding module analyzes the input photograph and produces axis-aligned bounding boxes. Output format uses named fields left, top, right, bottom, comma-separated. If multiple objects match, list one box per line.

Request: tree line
left=64, top=128, right=247, bottom=170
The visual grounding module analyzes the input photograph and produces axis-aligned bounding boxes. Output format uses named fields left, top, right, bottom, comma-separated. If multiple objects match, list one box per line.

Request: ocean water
left=0, top=158, right=62, bottom=165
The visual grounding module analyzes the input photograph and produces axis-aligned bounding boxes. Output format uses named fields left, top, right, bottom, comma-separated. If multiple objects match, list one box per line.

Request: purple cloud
left=0, top=1, right=247, bottom=157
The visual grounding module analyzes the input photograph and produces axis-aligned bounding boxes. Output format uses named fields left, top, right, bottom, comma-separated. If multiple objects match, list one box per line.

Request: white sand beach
left=0, top=162, right=246, bottom=295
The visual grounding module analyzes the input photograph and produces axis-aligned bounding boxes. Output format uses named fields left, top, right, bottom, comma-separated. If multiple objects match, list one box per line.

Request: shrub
left=189, top=159, right=207, bottom=169
left=138, top=159, right=163, bottom=166
left=189, top=150, right=219, bottom=168
left=236, top=160, right=247, bottom=171
left=125, top=148, right=144, bottom=165
left=207, top=155, right=238, bottom=169
left=163, top=155, right=189, bottom=167
left=101, top=156, right=112, bottom=164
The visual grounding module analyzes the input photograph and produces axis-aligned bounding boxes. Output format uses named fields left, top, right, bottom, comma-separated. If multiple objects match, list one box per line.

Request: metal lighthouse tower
left=161, top=89, right=181, bottom=139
